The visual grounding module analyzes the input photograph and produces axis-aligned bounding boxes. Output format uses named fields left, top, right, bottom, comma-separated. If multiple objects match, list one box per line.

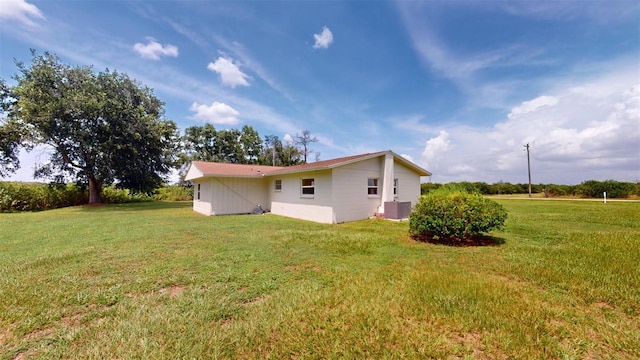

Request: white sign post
left=603, top=192, right=607, bottom=204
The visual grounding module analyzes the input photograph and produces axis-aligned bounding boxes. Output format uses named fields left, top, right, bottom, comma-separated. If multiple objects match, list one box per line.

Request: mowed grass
left=0, top=200, right=638, bottom=359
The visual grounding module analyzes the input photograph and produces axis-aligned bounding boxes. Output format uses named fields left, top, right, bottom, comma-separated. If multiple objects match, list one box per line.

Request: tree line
left=0, top=51, right=319, bottom=204
left=421, top=180, right=640, bottom=199
left=1, top=51, right=636, bottom=206
left=178, top=125, right=318, bottom=169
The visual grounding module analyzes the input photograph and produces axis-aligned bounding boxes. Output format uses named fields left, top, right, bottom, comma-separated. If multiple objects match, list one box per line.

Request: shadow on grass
left=412, top=233, right=506, bottom=247
left=77, top=201, right=192, bottom=212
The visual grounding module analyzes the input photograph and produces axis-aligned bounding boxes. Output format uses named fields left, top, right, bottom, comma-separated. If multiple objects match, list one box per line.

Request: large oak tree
left=1, top=51, right=178, bottom=203
left=0, top=79, right=26, bottom=177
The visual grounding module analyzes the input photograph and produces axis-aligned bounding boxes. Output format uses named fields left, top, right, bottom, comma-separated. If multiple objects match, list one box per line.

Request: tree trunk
left=88, top=176, right=102, bottom=204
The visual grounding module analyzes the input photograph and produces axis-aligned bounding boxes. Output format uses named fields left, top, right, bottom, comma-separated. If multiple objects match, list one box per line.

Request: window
left=274, top=179, right=282, bottom=192
left=197, top=183, right=201, bottom=200
left=367, top=178, right=379, bottom=195
left=394, top=178, right=398, bottom=196
left=301, top=178, right=315, bottom=196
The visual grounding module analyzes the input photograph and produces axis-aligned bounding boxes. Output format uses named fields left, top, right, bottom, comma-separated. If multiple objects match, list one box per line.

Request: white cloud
left=283, top=134, right=294, bottom=145
left=508, top=95, right=559, bottom=118
left=393, top=115, right=439, bottom=135
left=397, top=2, right=546, bottom=83
left=189, top=101, right=240, bottom=125
left=313, top=26, right=333, bottom=49
left=416, top=70, right=640, bottom=184
left=0, top=0, right=45, bottom=27
left=229, top=42, right=292, bottom=99
left=207, top=56, right=250, bottom=88
left=133, top=37, right=179, bottom=60
left=400, top=154, right=415, bottom=163
left=421, top=130, right=451, bottom=171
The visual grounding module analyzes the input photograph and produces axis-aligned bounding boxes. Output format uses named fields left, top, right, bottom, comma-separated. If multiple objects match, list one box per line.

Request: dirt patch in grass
left=241, top=297, right=265, bottom=306
left=220, top=318, right=233, bottom=328
left=285, top=261, right=321, bottom=273
left=447, top=331, right=498, bottom=360
left=159, top=285, right=185, bottom=297
left=24, top=327, right=55, bottom=343
left=1, top=324, right=16, bottom=347
left=13, top=351, right=28, bottom=360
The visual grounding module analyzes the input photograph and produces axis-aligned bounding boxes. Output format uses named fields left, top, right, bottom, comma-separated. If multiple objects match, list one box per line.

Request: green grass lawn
left=1, top=200, right=638, bottom=359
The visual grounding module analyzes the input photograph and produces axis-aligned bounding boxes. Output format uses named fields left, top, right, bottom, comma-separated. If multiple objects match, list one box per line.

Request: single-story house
left=184, top=150, right=431, bottom=224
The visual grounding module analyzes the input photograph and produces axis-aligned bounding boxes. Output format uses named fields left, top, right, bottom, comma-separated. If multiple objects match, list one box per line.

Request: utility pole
left=524, top=143, right=532, bottom=198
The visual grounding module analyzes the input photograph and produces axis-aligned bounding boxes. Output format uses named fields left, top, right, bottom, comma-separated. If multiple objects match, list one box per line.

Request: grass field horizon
left=1, top=200, right=638, bottom=359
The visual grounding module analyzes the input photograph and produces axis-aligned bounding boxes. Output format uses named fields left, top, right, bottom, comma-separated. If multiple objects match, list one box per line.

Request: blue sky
left=1, top=0, right=639, bottom=184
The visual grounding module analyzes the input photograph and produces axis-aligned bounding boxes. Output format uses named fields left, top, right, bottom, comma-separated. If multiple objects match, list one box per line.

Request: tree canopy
left=1, top=51, right=178, bottom=203
left=177, top=126, right=307, bottom=180
left=179, top=124, right=263, bottom=167
left=259, top=134, right=303, bottom=167
left=0, top=79, right=25, bottom=177
left=1, top=51, right=326, bottom=196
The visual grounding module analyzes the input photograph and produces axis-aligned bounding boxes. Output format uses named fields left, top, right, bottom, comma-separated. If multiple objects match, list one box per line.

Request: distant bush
left=0, top=182, right=87, bottom=212
left=101, top=186, right=153, bottom=204
left=153, top=185, right=193, bottom=201
left=420, top=181, right=637, bottom=198
left=420, top=182, right=441, bottom=194
left=0, top=182, right=195, bottom=212
left=577, top=180, right=635, bottom=198
left=421, top=181, right=545, bottom=195
left=410, top=189, right=507, bottom=244
left=542, top=184, right=571, bottom=197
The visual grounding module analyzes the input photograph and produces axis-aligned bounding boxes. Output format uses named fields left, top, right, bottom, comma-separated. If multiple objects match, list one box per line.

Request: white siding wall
left=210, top=177, right=269, bottom=215
left=192, top=155, right=423, bottom=222
left=394, top=162, right=421, bottom=207
left=331, top=157, right=385, bottom=223
left=193, top=179, right=213, bottom=215
left=269, top=170, right=335, bottom=223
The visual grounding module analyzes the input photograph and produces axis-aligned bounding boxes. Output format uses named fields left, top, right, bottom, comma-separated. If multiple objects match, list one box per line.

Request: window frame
left=367, top=178, right=380, bottom=197
left=197, top=183, right=201, bottom=200
left=393, top=178, right=398, bottom=197
left=300, top=178, right=315, bottom=198
left=274, top=179, right=282, bottom=192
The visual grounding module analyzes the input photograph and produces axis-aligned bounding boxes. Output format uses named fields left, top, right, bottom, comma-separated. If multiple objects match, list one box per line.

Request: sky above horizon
left=1, top=0, right=639, bottom=185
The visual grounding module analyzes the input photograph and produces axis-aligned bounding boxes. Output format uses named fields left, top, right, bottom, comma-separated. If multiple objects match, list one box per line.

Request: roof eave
left=263, top=166, right=331, bottom=177
left=193, top=174, right=266, bottom=179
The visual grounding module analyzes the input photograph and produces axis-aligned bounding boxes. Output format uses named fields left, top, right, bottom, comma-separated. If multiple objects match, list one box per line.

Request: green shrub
left=101, top=186, right=153, bottom=204
left=420, top=182, right=441, bottom=195
left=153, top=185, right=193, bottom=201
left=0, top=182, right=87, bottom=212
left=577, top=180, right=635, bottom=198
left=409, top=189, right=507, bottom=243
left=0, top=182, right=158, bottom=211
left=542, top=184, right=569, bottom=197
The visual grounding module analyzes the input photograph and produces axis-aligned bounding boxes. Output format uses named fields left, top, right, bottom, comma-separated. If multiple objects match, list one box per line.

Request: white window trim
left=394, top=178, right=399, bottom=198
left=301, top=178, right=315, bottom=198
left=367, top=178, right=380, bottom=198
left=196, top=183, right=201, bottom=200
left=274, top=179, right=282, bottom=192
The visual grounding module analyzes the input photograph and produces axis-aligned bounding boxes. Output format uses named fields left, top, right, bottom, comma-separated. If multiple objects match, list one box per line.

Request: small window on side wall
left=394, top=178, right=398, bottom=196
left=197, top=183, right=201, bottom=200
left=301, top=178, right=315, bottom=197
left=368, top=178, right=379, bottom=195
left=275, top=179, right=282, bottom=192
